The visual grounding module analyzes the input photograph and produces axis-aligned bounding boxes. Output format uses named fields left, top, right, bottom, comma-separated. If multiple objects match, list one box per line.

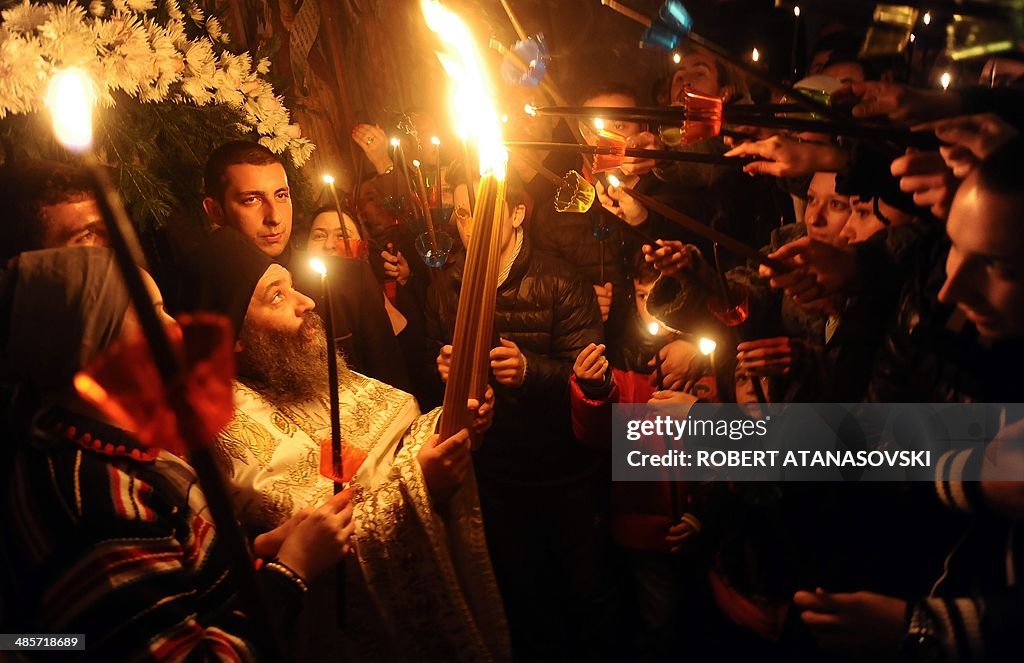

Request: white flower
left=93, top=13, right=155, bottom=96
left=2, top=0, right=51, bottom=33
left=259, top=134, right=290, bottom=153
left=0, top=33, right=47, bottom=118
left=183, top=39, right=214, bottom=77
left=181, top=76, right=213, bottom=105
left=164, top=0, right=183, bottom=21
left=205, top=16, right=222, bottom=41
left=186, top=1, right=203, bottom=24
left=289, top=137, right=315, bottom=166
left=39, top=4, right=98, bottom=68
left=126, top=0, right=156, bottom=12
left=0, top=0, right=315, bottom=160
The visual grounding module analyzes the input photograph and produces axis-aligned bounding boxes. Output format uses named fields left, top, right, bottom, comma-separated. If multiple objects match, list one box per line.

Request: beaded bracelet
left=265, top=560, right=309, bottom=593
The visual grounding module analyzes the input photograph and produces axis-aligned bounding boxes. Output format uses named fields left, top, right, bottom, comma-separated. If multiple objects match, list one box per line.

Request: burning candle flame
left=390, top=137, right=401, bottom=147
left=752, top=47, right=760, bottom=62
left=699, top=337, right=717, bottom=355
left=647, top=322, right=661, bottom=336
left=524, top=103, right=537, bottom=116
left=46, top=68, right=95, bottom=152
left=423, top=0, right=507, bottom=179
left=431, top=136, right=441, bottom=146
left=607, top=174, right=621, bottom=188
left=322, top=174, right=335, bottom=185
left=593, top=117, right=605, bottom=131
left=309, top=257, right=327, bottom=276
left=940, top=71, right=952, bottom=90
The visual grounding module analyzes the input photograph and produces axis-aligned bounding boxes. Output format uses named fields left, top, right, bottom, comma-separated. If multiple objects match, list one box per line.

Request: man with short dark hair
left=198, top=141, right=413, bottom=392
left=0, top=159, right=108, bottom=262
left=201, top=141, right=292, bottom=259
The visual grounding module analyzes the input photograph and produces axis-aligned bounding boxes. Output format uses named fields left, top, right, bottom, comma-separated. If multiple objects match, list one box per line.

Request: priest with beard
left=178, top=228, right=510, bottom=662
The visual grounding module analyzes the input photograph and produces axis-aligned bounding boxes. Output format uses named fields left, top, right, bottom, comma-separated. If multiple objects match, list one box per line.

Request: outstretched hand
left=642, top=240, right=694, bottom=279
left=725, top=135, right=848, bottom=178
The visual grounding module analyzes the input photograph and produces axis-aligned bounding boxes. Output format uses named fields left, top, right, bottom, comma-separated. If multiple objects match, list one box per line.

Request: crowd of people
left=1, top=21, right=1023, bottom=663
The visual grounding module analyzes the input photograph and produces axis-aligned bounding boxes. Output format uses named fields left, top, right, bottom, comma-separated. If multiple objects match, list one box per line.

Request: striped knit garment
left=1, top=413, right=301, bottom=661
left=917, top=434, right=1024, bottom=663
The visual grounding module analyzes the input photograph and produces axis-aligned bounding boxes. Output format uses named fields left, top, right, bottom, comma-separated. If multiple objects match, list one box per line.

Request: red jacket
left=570, top=369, right=692, bottom=553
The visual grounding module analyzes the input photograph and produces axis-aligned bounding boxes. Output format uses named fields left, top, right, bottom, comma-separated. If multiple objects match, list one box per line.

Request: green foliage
left=0, top=95, right=312, bottom=230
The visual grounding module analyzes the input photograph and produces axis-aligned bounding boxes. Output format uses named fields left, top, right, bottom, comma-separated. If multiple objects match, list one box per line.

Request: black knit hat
left=178, top=228, right=275, bottom=339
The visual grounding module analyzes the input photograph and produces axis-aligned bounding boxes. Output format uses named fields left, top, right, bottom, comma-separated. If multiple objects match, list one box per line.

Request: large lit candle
left=424, top=0, right=509, bottom=440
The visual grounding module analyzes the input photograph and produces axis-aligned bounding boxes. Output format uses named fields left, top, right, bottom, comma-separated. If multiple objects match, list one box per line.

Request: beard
left=236, top=311, right=346, bottom=403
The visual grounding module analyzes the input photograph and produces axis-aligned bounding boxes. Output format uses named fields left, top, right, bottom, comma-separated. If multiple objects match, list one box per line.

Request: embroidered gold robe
left=215, top=372, right=510, bottom=662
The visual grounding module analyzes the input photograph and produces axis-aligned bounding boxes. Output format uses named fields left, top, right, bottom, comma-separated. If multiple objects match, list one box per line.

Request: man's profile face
left=804, top=172, right=851, bottom=247
left=244, top=264, right=315, bottom=339
left=206, top=163, right=292, bottom=258
left=40, top=197, right=109, bottom=249
left=237, top=264, right=330, bottom=401
left=939, top=177, right=1024, bottom=340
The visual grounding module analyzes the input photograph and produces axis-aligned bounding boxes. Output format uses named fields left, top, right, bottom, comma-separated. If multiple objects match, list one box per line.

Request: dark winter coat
left=425, top=235, right=604, bottom=486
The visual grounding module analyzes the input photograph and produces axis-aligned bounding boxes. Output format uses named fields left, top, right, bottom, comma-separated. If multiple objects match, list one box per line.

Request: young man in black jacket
left=426, top=169, right=610, bottom=661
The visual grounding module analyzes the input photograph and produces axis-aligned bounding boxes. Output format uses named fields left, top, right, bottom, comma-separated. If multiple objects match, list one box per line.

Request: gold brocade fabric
left=216, top=373, right=510, bottom=662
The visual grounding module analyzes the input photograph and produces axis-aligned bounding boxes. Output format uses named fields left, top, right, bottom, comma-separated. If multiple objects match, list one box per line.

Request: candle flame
left=309, top=257, right=327, bottom=276
left=923, top=11, right=931, bottom=25
left=423, top=0, right=507, bottom=179
left=46, top=68, right=95, bottom=152
left=752, top=47, right=760, bottom=62
left=593, top=118, right=605, bottom=131
left=607, top=174, right=621, bottom=188
left=793, top=5, right=800, bottom=17
left=940, top=71, right=952, bottom=90
left=431, top=135, right=441, bottom=146
left=647, top=322, right=660, bottom=336
left=390, top=137, right=401, bottom=147
left=524, top=103, right=537, bottom=116
left=322, top=174, right=335, bottom=185
left=699, top=337, right=717, bottom=355
left=672, top=52, right=682, bottom=64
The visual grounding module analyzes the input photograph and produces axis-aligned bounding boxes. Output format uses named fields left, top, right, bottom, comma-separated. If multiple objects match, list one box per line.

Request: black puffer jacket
left=425, top=234, right=604, bottom=486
